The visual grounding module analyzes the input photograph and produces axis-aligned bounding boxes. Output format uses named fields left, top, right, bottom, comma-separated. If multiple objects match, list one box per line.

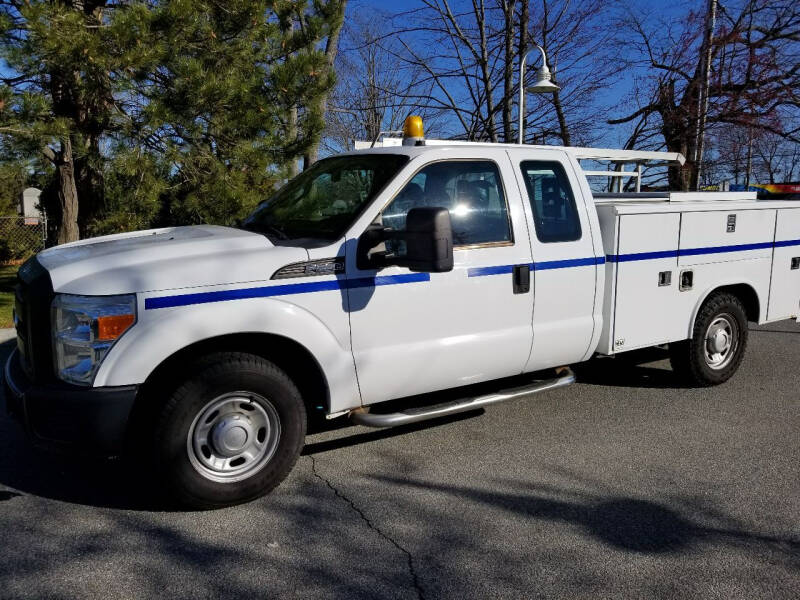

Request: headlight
left=52, top=294, right=137, bottom=386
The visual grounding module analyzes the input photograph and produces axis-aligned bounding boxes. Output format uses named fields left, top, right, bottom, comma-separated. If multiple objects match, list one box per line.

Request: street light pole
left=518, top=48, right=533, bottom=145
left=518, top=44, right=559, bottom=145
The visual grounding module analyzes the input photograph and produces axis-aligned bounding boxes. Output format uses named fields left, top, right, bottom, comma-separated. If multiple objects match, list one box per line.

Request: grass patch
left=0, top=264, right=18, bottom=329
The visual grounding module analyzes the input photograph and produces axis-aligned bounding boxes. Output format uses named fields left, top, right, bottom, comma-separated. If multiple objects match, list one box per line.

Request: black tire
left=153, top=352, right=306, bottom=509
left=669, top=292, right=748, bottom=387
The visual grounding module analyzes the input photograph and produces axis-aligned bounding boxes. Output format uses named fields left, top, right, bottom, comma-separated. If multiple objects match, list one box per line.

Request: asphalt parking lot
left=1, top=323, right=798, bottom=599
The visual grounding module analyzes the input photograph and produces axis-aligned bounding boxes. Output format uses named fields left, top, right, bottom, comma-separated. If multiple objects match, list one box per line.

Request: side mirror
left=357, top=207, right=454, bottom=273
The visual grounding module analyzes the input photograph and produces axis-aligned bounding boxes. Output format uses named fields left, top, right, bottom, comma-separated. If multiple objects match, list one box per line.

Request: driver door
left=345, top=151, right=535, bottom=406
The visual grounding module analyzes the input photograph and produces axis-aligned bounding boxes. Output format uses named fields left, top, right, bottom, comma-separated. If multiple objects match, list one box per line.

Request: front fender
left=93, top=296, right=360, bottom=413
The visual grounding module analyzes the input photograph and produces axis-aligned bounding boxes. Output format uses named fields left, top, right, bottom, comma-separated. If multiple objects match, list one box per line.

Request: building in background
left=18, top=187, right=42, bottom=224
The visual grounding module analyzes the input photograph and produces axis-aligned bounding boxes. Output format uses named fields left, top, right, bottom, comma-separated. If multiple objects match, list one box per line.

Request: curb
left=0, top=328, right=15, bottom=344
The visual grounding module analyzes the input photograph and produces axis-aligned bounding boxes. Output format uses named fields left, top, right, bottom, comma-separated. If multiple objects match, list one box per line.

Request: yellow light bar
left=403, top=115, right=424, bottom=139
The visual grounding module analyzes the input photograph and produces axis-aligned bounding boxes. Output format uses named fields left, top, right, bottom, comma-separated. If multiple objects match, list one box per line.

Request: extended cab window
left=382, top=160, right=512, bottom=247
left=520, top=161, right=581, bottom=243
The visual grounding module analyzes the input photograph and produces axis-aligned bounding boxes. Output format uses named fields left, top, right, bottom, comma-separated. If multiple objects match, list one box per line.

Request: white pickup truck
left=5, top=119, right=800, bottom=508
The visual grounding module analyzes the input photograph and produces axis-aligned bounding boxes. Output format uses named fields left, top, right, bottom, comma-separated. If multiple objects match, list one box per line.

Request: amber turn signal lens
left=96, top=314, right=135, bottom=341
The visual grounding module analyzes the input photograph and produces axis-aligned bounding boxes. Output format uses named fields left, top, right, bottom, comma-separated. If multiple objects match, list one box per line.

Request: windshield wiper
left=266, top=225, right=290, bottom=240
left=243, top=221, right=289, bottom=240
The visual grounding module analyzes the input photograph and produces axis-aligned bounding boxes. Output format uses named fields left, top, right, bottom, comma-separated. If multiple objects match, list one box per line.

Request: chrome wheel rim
left=187, top=392, right=281, bottom=483
left=704, top=314, right=739, bottom=370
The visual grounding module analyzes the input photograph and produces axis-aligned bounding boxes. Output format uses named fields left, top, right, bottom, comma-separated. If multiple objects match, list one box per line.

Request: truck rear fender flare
left=93, top=298, right=360, bottom=414
left=687, top=281, right=762, bottom=338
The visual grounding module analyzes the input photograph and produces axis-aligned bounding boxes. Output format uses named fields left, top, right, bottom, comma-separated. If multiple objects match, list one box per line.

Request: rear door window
left=519, top=161, right=582, bottom=243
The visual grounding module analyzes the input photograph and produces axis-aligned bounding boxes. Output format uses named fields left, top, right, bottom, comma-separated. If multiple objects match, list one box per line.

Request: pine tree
left=0, top=1, right=343, bottom=242
left=0, top=0, right=123, bottom=243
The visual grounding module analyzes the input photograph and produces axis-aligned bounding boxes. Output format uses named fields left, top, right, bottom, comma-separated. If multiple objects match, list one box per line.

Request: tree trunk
left=287, top=104, right=298, bottom=178
left=286, top=18, right=299, bottom=178
left=666, top=156, right=696, bottom=191
left=74, top=135, right=104, bottom=236
left=56, top=138, right=79, bottom=244
left=663, top=126, right=695, bottom=190
left=476, top=2, right=498, bottom=143
left=304, top=0, right=347, bottom=169
left=46, top=2, right=109, bottom=239
left=656, top=79, right=698, bottom=191
left=552, top=87, right=571, bottom=146
left=745, top=128, right=753, bottom=188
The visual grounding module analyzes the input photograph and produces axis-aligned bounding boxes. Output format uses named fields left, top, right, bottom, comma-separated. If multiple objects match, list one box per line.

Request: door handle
left=512, top=264, right=530, bottom=294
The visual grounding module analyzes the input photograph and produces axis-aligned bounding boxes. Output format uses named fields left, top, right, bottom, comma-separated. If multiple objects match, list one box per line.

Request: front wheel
left=669, top=292, right=749, bottom=387
left=153, top=353, right=306, bottom=509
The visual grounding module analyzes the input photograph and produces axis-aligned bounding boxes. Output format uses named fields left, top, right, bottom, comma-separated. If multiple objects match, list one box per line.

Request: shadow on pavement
left=374, top=474, right=800, bottom=558
left=0, top=340, right=172, bottom=511
left=304, top=410, right=483, bottom=456
left=574, top=347, right=692, bottom=389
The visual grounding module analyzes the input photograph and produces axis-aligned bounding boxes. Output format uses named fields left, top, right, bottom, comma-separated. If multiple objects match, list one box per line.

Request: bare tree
left=609, top=0, right=800, bottom=190
left=527, top=0, right=620, bottom=146
left=390, top=0, right=503, bottom=141
left=323, top=14, right=438, bottom=153
left=709, top=126, right=800, bottom=186
left=385, top=0, right=617, bottom=146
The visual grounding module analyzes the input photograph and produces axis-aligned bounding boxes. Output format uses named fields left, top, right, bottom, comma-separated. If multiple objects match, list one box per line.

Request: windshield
left=242, top=154, right=409, bottom=241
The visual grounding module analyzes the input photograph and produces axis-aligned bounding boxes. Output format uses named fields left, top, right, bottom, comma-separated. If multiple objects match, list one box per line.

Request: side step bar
left=349, top=368, right=575, bottom=428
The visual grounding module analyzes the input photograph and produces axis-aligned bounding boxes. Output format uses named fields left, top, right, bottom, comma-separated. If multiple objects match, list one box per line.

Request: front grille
left=15, top=257, right=55, bottom=382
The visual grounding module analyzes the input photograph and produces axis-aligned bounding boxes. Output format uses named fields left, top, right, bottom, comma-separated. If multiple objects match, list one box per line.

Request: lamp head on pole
left=527, top=62, right=560, bottom=94
left=518, top=44, right=560, bottom=144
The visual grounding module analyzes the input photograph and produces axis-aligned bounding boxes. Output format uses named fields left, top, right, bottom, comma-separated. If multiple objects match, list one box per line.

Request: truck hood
left=37, top=225, right=309, bottom=295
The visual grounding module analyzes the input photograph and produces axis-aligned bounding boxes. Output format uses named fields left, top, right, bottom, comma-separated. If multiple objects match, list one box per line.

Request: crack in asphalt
left=308, top=455, right=425, bottom=600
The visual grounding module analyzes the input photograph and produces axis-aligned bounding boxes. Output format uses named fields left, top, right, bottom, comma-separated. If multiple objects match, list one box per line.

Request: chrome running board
left=349, top=368, right=575, bottom=428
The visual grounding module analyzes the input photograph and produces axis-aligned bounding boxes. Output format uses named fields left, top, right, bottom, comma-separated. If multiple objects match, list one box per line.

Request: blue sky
left=342, top=0, right=701, bottom=148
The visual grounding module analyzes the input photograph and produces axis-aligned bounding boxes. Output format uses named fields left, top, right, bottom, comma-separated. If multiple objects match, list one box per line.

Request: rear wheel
left=153, top=352, right=306, bottom=509
left=669, top=292, right=748, bottom=386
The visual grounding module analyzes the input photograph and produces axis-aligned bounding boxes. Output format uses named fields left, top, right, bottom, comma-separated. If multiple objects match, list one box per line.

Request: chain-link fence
left=0, top=216, right=48, bottom=263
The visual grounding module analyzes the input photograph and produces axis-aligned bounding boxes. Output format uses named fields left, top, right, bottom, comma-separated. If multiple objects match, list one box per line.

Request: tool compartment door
left=768, top=208, right=800, bottom=320
left=678, top=209, right=775, bottom=266
left=612, top=213, right=681, bottom=352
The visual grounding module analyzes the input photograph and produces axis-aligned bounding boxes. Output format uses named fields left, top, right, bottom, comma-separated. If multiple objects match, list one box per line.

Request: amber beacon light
left=402, top=115, right=425, bottom=146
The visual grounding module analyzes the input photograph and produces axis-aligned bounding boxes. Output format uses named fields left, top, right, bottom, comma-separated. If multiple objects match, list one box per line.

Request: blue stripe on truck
left=606, top=250, right=678, bottom=263
left=533, top=256, right=606, bottom=271
left=146, top=238, right=795, bottom=309
left=468, top=256, right=604, bottom=277
left=467, top=264, right=515, bottom=277
left=145, top=273, right=430, bottom=310
left=679, top=241, right=774, bottom=256
left=607, top=239, right=792, bottom=263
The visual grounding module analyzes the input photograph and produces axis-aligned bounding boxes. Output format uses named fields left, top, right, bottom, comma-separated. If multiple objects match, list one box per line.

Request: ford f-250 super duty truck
left=5, top=117, right=800, bottom=508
